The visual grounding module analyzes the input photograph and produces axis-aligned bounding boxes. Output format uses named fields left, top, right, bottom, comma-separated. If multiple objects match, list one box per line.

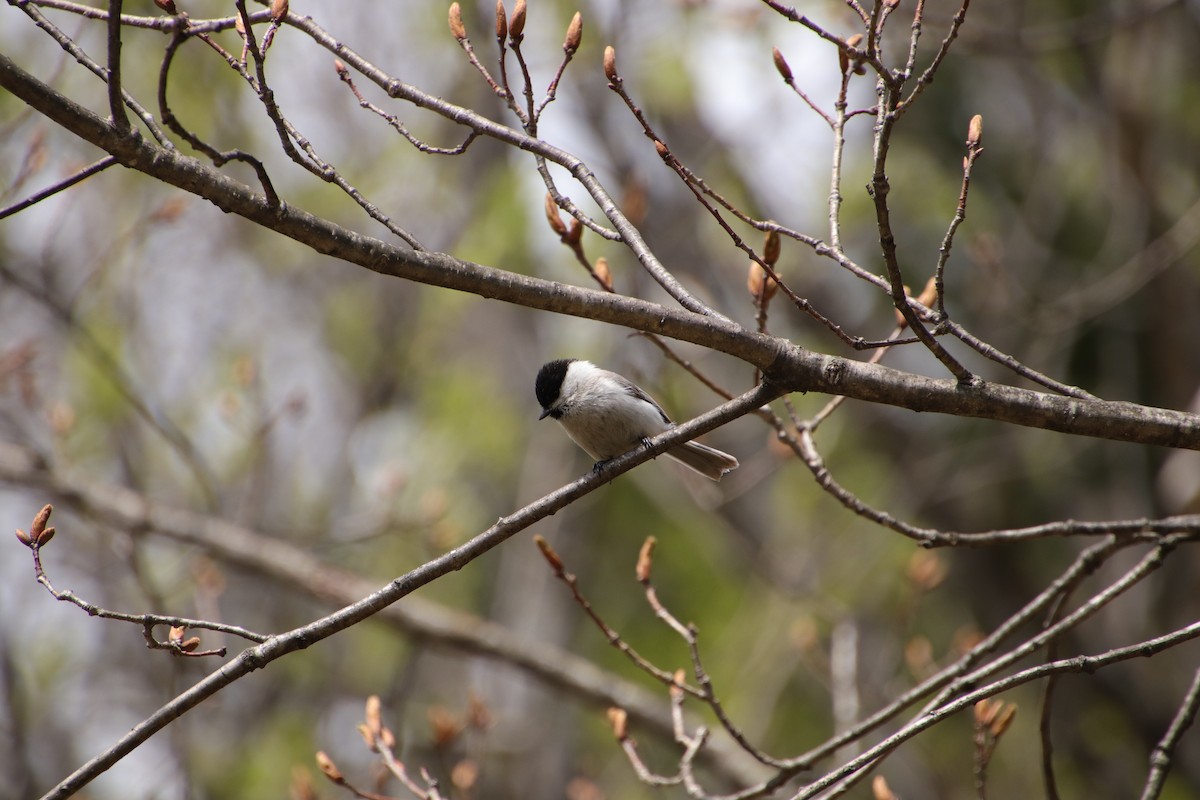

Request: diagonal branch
left=30, top=383, right=779, bottom=800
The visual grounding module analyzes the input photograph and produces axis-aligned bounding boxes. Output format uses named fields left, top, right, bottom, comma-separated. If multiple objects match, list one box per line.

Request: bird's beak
left=539, top=408, right=552, bottom=420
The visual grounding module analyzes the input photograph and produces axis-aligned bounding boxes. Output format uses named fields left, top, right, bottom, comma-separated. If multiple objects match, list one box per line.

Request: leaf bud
left=315, top=751, right=343, bottom=783
left=564, top=12, right=582, bottom=55
left=747, top=261, right=778, bottom=303
left=991, top=703, right=1017, bottom=737
left=603, top=46, right=618, bottom=82
left=763, top=228, right=781, bottom=265
left=974, top=698, right=999, bottom=727
left=967, top=113, right=983, bottom=148
left=380, top=725, right=396, bottom=749
left=357, top=723, right=377, bottom=750
left=894, top=285, right=912, bottom=327
left=494, top=0, right=506, bottom=40
left=606, top=707, right=628, bottom=740
left=449, top=2, right=467, bottom=41
left=270, top=0, right=288, bottom=22
left=509, top=0, right=526, bottom=41
left=636, top=536, right=656, bottom=583
left=365, top=695, right=383, bottom=736
left=534, top=535, right=563, bottom=571
left=669, top=669, right=686, bottom=700
left=594, top=257, right=613, bottom=291
left=30, top=504, right=52, bottom=538
left=566, top=218, right=583, bottom=246
left=772, top=47, right=793, bottom=83
left=544, top=193, right=568, bottom=237
left=915, top=275, right=938, bottom=310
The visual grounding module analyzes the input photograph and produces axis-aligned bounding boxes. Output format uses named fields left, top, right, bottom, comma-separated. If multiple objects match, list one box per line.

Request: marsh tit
left=535, top=359, right=739, bottom=481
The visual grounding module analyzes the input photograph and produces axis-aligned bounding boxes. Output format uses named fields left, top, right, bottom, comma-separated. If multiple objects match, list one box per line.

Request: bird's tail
left=666, top=441, right=739, bottom=481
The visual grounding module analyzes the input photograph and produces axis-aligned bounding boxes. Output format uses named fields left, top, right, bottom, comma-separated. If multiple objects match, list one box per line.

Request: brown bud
left=772, top=47, right=793, bottom=83
left=315, top=751, right=343, bottom=783
left=357, top=723, right=377, bottom=751
left=974, top=698, right=999, bottom=727
left=747, top=262, right=778, bottom=303
left=15, top=528, right=32, bottom=546
left=845, top=34, right=866, bottom=75
left=653, top=140, right=669, bottom=159
left=169, top=625, right=186, bottom=644
left=428, top=705, right=464, bottom=747
left=967, top=113, right=983, bottom=148
left=270, top=0, right=288, bottom=22
left=36, top=526, right=55, bottom=546
left=544, top=194, right=568, bottom=237
left=915, top=275, right=938, bottom=310
left=991, top=703, right=1017, bottom=737
left=763, top=229, right=781, bottom=265
left=603, top=46, right=618, bottom=82
left=180, top=637, right=202, bottom=652
left=509, top=0, right=526, bottom=40
left=872, top=775, right=897, bottom=800
left=365, top=695, right=383, bottom=736
left=451, top=759, right=479, bottom=791
left=906, top=548, right=946, bottom=591
left=449, top=2, right=467, bottom=40
left=636, top=536, right=656, bottom=583
left=494, top=0, right=506, bottom=40
left=333, top=59, right=347, bottom=77
left=566, top=218, right=583, bottom=246
left=234, top=13, right=245, bottom=35
left=593, top=257, right=613, bottom=291
left=153, top=0, right=178, bottom=14
left=670, top=669, right=686, bottom=700
left=379, top=725, right=396, bottom=749
left=884, top=0, right=901, bottom=8
left=534, top=535, right=563, bottom=571
left=606, top=707, right=628, bottom=741
left=564, top=12, right=583, bottom=55
left=31, top=504, right=52, bottom=538
left=894, top=285, right=912, bottom=327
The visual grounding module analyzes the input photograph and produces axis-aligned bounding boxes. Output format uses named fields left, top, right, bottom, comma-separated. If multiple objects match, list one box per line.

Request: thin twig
left=0, top=156, right=117, bottom=221
left=1139, top=665, right=1200, bottom=800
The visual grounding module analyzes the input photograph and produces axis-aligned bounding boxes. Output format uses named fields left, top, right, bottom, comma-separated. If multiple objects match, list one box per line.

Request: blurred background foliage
left=2, top=0, right=1200, bottom=798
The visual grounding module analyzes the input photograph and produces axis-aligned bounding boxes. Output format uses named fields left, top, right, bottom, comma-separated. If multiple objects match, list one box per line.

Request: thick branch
left=3, top=53, right=1200, bottom=450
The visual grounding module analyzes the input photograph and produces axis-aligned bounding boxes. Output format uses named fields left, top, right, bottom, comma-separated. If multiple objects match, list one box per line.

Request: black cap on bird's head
left=535, top=358, right=575, bottom=419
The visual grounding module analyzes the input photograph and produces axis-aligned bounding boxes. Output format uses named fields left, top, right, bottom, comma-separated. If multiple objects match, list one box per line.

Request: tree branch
left=2, top=53, right=1199, bottom=451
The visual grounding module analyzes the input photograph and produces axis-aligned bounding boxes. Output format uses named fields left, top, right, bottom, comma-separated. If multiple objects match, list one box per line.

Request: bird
left=535, top=358, right=739, bottom=481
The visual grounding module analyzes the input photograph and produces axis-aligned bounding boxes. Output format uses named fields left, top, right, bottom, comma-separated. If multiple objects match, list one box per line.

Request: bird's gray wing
left=610, top=371, right=672, bottom=424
